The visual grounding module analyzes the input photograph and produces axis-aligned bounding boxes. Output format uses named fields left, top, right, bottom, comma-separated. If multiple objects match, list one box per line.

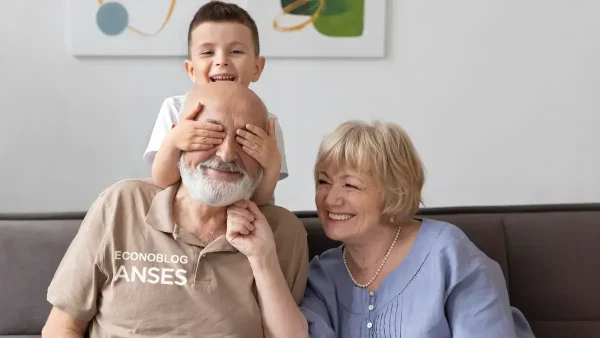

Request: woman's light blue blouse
left=300, top=218, right=536, bottom=338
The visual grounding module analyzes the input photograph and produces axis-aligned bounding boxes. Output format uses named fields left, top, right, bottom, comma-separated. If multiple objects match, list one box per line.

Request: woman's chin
left=322, top=219, right=354, bottom=242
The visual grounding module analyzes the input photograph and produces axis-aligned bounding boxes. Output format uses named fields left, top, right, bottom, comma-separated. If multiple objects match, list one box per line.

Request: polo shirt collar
left=145, top=182, right=179, bottom=233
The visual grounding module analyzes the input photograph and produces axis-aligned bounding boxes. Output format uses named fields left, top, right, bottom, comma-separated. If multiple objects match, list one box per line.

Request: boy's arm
left=152, top=132, right=182, bottom=189
left=238, top=118, right=283, bottom=206
left=252, top=168, right=279, bottom=206
left=150, top=101, right=224, bottom=189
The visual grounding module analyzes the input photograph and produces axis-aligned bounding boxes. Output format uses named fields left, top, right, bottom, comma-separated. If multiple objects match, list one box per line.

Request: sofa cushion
left=504, top=211, right=600, bottom=334
left=0, top=215, right=82, bottom=336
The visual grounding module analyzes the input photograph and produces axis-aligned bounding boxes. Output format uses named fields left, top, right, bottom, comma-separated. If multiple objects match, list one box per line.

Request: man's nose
left=215, top=136, right=238, bottom=163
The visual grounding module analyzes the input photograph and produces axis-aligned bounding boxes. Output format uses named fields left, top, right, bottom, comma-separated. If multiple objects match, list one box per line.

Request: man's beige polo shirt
left=47, top=179, right=309, bottom=337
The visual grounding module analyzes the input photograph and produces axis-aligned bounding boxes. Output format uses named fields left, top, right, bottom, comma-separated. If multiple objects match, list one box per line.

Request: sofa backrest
left=1, top=204, right=599, bottom=338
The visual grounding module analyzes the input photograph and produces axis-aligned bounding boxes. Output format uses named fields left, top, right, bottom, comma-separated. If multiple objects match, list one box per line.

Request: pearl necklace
left=343, top=226, right=402, bottom=289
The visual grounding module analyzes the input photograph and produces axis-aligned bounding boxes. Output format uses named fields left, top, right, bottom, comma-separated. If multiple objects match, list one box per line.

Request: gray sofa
left=1, top=204, right=599, bottom=338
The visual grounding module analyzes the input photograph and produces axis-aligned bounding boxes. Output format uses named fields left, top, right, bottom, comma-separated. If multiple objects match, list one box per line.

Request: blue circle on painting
left=96, top=2, right=129, bottom=36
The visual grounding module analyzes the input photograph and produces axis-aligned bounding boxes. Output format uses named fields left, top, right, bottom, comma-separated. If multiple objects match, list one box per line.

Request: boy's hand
left=168, top=102, right=225, bottom=151
left=236, top=117, right=281, bottom=174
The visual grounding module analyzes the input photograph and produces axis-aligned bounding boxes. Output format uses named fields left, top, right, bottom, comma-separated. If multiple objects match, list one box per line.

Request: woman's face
left=315, top=166, right=382, bottom=243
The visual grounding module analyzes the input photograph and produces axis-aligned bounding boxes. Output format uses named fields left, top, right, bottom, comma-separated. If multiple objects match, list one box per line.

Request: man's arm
left=44, top=186, right=115, bottom=336
left=42, top=307, right=88, bottom=338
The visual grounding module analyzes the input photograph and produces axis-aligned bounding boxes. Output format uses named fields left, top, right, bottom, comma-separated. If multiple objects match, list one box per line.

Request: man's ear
left=251, top=56, right=266, bottom=83
left=184, top=59, right=197, bottom=84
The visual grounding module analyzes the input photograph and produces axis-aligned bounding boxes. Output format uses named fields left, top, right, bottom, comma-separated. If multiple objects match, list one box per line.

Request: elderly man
left=42, top=82, right=309, bottom=338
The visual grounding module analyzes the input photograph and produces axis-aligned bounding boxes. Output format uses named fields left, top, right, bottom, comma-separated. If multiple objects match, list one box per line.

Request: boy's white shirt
left=144, top=95, right=289, bottom=180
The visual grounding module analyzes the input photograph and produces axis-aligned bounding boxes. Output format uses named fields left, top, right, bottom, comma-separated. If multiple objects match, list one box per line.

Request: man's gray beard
left=178, top=155, right=263, bottom=207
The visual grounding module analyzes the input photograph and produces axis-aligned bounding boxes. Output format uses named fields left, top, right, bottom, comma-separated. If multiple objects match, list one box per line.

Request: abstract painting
left=67, top=0, right=219, bottom=56
left=246, top=0, right=387, bottom=57
left=67, top=0, right=385, bottom=58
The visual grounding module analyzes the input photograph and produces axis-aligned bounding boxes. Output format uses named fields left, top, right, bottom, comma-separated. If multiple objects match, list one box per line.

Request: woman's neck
left=345, top=225, right=400, bottom=271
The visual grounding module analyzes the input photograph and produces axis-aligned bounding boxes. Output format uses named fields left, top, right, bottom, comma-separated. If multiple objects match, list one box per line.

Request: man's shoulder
left=260, top=204, right=307, bottom=238
left=97, top=178, right=164, bottom=208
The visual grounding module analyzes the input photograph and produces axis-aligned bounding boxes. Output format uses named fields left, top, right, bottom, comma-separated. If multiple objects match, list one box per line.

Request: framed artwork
left=67, top=0, right=386, bottom=58
left=67, top=0, right=214, bottom=56
left=247, top=0, right=387, bottom=58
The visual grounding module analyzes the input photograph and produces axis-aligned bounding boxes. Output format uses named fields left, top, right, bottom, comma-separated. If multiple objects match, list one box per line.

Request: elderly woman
left=297, top=120, right=535, bottom=337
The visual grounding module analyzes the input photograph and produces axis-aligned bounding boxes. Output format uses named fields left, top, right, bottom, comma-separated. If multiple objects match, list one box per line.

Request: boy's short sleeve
left=143, top=96, right=183, bottom=165
left=269, top=113, right=289, bottom=180
left=46, top=191, right=114, bottom=322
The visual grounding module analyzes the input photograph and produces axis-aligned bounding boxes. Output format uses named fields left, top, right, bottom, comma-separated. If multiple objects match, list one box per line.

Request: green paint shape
left=313, top=0, right=364, bottom=37
left=280, top=0, right=348, bottom=16
left=280, top=0, right=320, bottom=16
left=319, top=0, right=349, bottom=16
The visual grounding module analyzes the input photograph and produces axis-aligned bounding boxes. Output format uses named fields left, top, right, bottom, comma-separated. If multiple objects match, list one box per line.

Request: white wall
left=1, top=0, right=599, bottom=213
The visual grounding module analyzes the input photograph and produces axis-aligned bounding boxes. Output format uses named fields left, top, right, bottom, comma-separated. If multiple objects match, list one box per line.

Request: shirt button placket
left=366, top=290, right=376, bottom=332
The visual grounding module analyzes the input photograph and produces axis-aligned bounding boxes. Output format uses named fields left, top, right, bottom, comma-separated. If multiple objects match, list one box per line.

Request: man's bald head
left=181, top=82, right=268, bottom=130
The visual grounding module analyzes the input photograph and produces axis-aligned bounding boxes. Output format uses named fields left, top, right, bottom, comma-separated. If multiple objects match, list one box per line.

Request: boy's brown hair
left=187, top=1, right=260, bottom=56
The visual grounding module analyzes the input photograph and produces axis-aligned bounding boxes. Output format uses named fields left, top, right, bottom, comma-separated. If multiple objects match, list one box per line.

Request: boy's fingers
left=242, top=146, right=259, bottom=159
left=267, top=117, right=276, bottom=138
left=237, top=137, right=259, bottom=150
left=189, top=143, right=215, bottom=151
left=194, top=130, right=226, bottom=138
left=184, top=102, right=203, bottom=120
left=244, top=124, right=268, bottom=138
left=192, top=137, right=223, bottom=145
left=194, top=121, right=223, bottom=131
left=237, top=129, right=263, bottom=144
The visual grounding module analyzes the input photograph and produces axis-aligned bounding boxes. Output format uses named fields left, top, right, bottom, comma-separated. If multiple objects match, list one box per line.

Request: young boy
left=144, top=1, right=287, bottom=205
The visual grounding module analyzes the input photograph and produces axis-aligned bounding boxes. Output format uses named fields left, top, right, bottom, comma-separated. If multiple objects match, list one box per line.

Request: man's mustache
left=198, top=158, right=246, bottom=174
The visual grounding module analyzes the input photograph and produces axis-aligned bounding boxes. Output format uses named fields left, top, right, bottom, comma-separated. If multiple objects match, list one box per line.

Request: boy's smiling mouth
left=210, top=75, right=236, bottom=82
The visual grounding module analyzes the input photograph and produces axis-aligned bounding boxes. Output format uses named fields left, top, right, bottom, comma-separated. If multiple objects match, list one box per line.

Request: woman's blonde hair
left=314, top=120, right=426, bottom=222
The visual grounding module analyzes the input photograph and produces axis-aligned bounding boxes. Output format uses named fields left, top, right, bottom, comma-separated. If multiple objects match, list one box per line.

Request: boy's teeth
left=211, top=75, right=235, bottom=81
left=328, top=212, right=353, bottom=220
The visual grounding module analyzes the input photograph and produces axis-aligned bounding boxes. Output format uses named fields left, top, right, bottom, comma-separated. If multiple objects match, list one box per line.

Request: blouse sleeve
left=444, top=235, right=535, bottom=338
left=299, top=256, right=337, bottom=338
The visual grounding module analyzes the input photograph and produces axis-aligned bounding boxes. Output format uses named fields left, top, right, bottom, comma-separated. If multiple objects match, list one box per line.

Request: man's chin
left=182, top=178, right=253, bottom=207
left=178, top=157, right=262, bottom=207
